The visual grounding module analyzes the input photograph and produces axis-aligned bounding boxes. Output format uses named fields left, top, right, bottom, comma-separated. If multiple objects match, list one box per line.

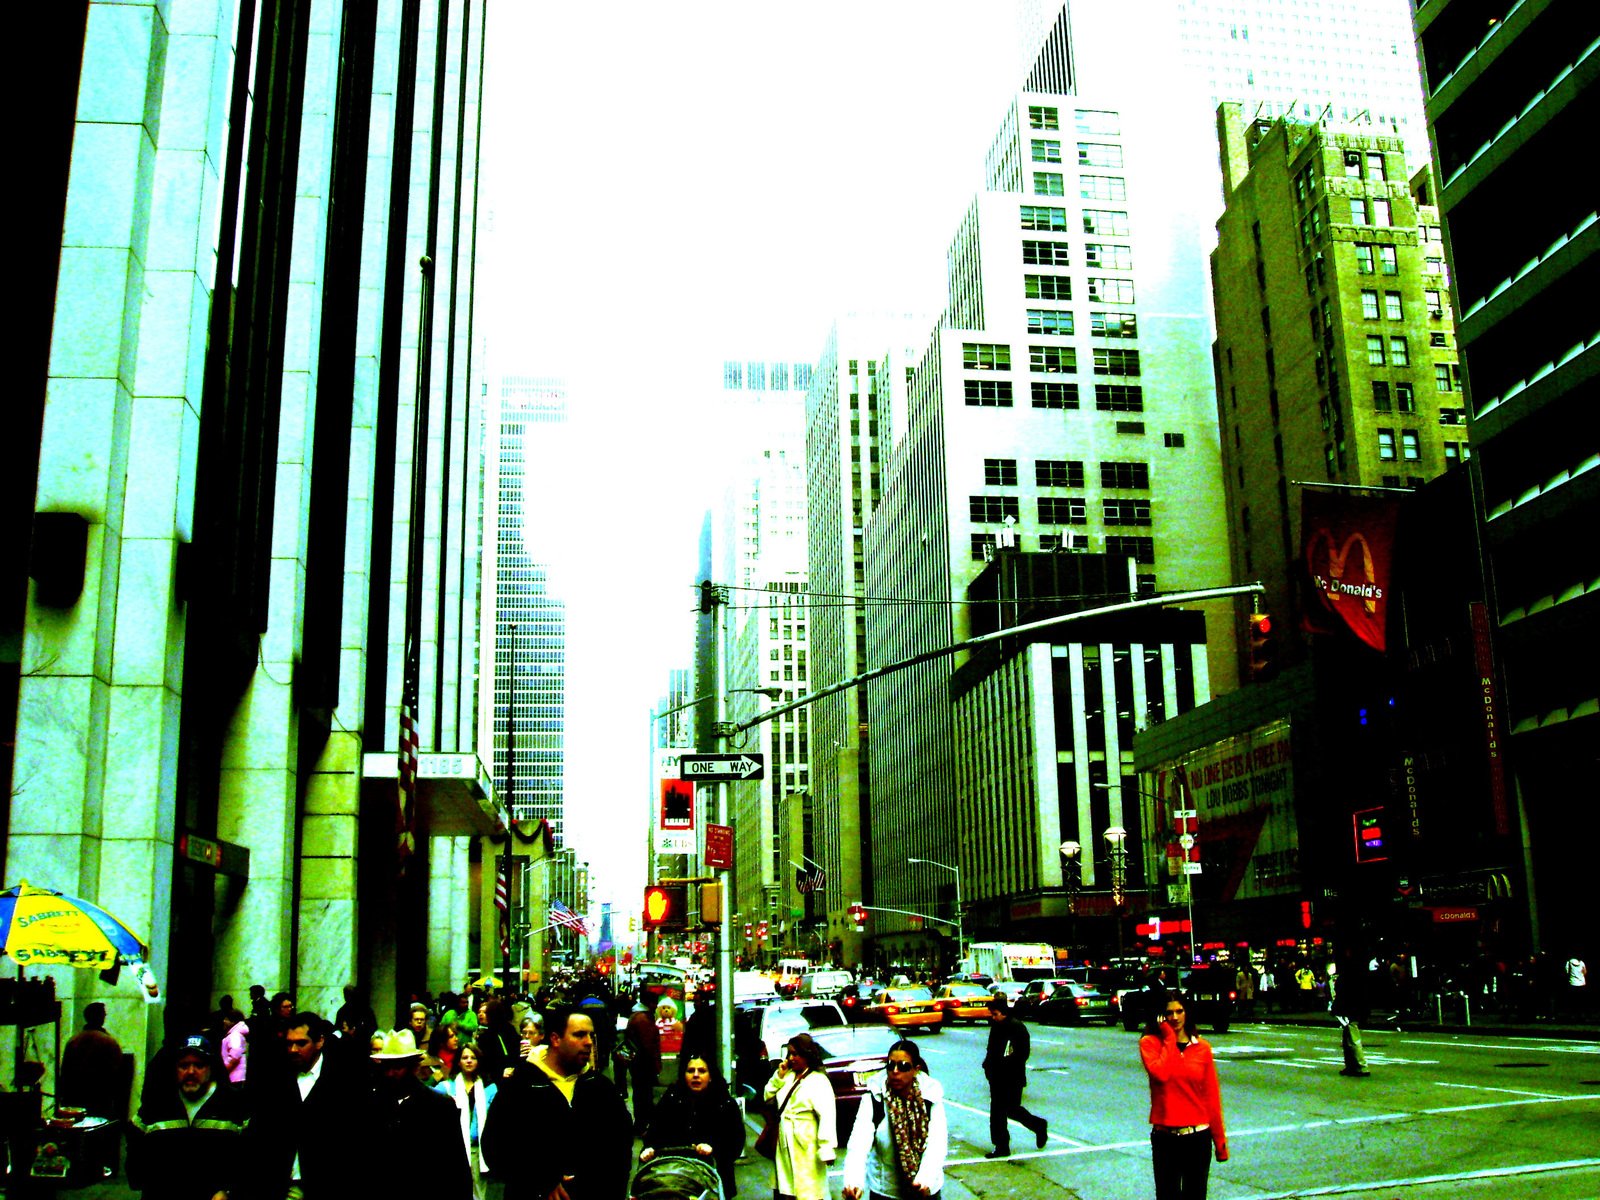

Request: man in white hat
left=367, top=1028, right=472, bottom=1199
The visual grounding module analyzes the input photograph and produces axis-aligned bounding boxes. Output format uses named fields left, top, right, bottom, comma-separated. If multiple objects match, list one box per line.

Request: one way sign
left=679, top=754, right=765, bottom=781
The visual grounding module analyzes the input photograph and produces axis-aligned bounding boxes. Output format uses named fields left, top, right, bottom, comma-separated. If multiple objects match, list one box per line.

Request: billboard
left=1148, top=718, right=1298, bottom=901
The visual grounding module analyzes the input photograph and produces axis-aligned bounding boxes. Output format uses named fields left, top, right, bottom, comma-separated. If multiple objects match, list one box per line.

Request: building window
left=1085, top=242, right=1133, bottom=270
left=1022, top=239, right=1071, bottom=266
left=1380, top=245, right=1399, bottom=275
left=963, top=342, right=1011, bottom=371
left=970, top=533, right=999, bottom=561
left=1103, top=498, right=1152, bottom=525
left=984, top=458, right=1018, bottom=486
left=1078, top=142, right=1124, bottom=167
left=1371, top=381, right=1391, bottom=411
left=1028, top=105, right=1059, bottom=130
left=1020, top=205, right=1068, bottom=231
left=1377, top=428, right=1396, bottom=460
left=1350, top=197, right=1368, bottom=225
left=1087, top=276, right=1135, bottom=304
left=1026, top=309, right=1074, bottom=336
left=1025, top=274, right=1071, bottom=300
left=1426, top=289, right=1442, bottom=315
left=1366, top=335, right=1386, bottom=365
left=1030, top=139, right=1062, bottom=162
left=963, top=379, right=1014, bottom=407
left=1435, top=363, right=1457, bottom=391
left=1039, top=497, right=1088, bottom=525
left=1163, top=432, right=1185, bottom=448
left=1030, top=345, right=1077, bottom=373
left=723, top=361, right=742, bottom=388
left=1355, top=243, right=1374, bottom=274
left=1030, top=381, right=1080, bottom=409
left=1105, top=535, right=1155, bottom=564
left=1401, top=430, right=1420, bottom=460
left=970, top=495, right=1021, bottom=523
left=1080, top=174, right=1126, bottom=201
left=1361, top=290, right=1380, bottom=319
left=1367, top=152, right=1386, bottom=180
left=1094, top=348, right=1141, bottom=376
left=1389, top=336, right=1409, bottom=367
left=1385, top=291, right=1403, bottom=320
left=1429, top=332, right=1447, bottom=348
left=1082, top=209, right=1130, bottom=236
left=1076, top=108, right=1120, bottom=135
left=1444, top=441, right=1470, bottom=467
left=1396, top=382, right=1415, bottom=412
left=1034, top=172, right=1066, bottom=196
left=1100, top=461, right=1149, bottom=488
left=1344, top=150, right=1362, bottom=178
left=746, top=362, right=765, bottom=389
left=1095, top=384, right=1144, bottom=411
left=1036, top=459, right=1085, bottom=488
left=1373, top=198, right=1392, bottom=227
left=1091, top=311, right=1138, bottom=338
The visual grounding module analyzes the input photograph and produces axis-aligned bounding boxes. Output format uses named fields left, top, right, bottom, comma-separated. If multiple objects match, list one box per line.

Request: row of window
left=1376, top=428, right=1422, bottom=461
left=963, top=343, right=1142, bottom=374
left=981, top=459, right=1148, bottom=489
left=963, top=380, right=1144, bottom=411
left=1021, top=206, right=1130, bottom=237
left=1024, top=276, right=1136, bottom=304
left=970, top=531, right=1154, bottom=563
left=969, top=496, right=1154, bottom=526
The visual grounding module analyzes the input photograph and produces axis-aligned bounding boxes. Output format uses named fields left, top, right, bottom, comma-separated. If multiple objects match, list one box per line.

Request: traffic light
left=699, top=580, right=717, bottom=613
left=849, top=902, right=866, bottom=931
left=700, top=881, right=723, bottom=925
left=642, top=883, right=688, bottom=931
left=1248, top=612, right=1278, bottom=680
left=757, top=919, right=769, bottom=942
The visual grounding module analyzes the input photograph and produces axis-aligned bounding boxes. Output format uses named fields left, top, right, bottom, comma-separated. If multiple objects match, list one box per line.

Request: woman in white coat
left=843, top=1039, right=948, bottom=1200
left=762, top=1033, right=838, bottom=1200
left=437, top=1041, right=496, bottom=1200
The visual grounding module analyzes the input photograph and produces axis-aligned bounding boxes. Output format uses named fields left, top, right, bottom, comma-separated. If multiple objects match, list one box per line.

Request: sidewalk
left=1248, top=1005, right=1600, bottom=1041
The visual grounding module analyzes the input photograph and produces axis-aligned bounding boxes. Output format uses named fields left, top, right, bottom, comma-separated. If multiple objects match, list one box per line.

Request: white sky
left=477, top=2, right=1035, bottom=917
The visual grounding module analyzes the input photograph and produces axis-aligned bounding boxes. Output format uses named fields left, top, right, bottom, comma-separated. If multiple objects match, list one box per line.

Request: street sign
left=655, top=830, right=695, bottom=854
left=704, top=823, right=733, bottom=869
left=679, top=753, right=765, bottom=781
left=1183, top=862, right=1203, bottom=875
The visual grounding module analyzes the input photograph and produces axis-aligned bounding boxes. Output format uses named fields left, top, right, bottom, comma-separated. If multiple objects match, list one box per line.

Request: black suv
left=1119, top=966, right=1237, bottom=1033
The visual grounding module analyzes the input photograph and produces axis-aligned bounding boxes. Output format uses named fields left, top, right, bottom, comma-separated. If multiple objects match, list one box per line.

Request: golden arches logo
left=1306, top=527, right=1381, bottom=615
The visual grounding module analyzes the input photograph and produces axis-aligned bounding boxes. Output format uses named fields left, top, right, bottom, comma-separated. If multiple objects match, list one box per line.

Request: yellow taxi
left=932, top=983, right=995, bottom=1025
left=864, top=986, right=944, bottom=1032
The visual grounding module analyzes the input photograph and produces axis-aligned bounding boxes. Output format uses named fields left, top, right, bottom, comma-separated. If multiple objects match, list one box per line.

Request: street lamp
left=907, top=857, right=964, bottom=968
left=1058, top=841, right=1082, bottom=960
left=1104, top=826, right=1128, bottom=958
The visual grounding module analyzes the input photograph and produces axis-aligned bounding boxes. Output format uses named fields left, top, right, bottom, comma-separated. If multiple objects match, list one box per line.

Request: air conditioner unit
left=1430, top=309, right=1444, bottom=318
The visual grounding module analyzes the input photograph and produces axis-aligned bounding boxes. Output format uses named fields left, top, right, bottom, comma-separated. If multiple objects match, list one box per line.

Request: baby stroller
left=629, top=1145, right=725, bottom=1200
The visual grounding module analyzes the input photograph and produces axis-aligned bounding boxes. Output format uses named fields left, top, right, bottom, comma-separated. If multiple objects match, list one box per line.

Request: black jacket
left=241, top=1052, right=369, bottom=1200
left=366, top=1077, right=473, bottom=1200
left=641, top=1084, right=745, bottom=1197
left=484, top=1059, right=633, bottom=1200
left=127, top=1083, right=251, bottom=1200
left=983, top=1016, right=1032, bottom=1084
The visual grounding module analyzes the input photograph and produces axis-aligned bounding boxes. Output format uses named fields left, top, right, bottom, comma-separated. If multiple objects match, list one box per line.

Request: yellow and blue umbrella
left=1, top=881, right=148, bottom=971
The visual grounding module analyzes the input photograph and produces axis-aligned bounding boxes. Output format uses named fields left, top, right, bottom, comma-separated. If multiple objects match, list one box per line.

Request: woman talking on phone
left=1139, top=993, right=1228, bottom=1198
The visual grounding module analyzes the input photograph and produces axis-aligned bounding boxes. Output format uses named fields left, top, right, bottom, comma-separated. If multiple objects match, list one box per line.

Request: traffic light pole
left=712, top=588, right=735, bottom=1089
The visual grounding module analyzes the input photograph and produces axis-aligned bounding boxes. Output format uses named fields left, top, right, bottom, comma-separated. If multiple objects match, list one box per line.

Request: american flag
left=495, top=859, right=510, bottom=961
left=550, top=900, right=588, bottom=938
left=796, top=866, right=827, bottom=894
left=396, top=634, right=420, bottom=869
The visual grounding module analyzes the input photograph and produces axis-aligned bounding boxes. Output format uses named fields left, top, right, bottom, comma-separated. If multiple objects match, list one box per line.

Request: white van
left=796, top=969, right=854, bottom=1000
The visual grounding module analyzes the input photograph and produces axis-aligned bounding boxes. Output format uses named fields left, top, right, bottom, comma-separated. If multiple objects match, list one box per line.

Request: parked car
left=932, top=983, right=994, bottom=1025
left=988, top=980, right=1027, bottom=1005
left=862, top=986, right=944, bottom=1032
left=838, top=981, right=883, bottom=1024
left=1035, top=981, right=1118, bottom=1026
left=1119, top=966, right=1237, bottom=1033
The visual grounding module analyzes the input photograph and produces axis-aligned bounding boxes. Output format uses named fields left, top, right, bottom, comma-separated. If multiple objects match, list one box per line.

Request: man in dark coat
left=366, top=1029, right=472, bottom=1199
left=484, top=1006, right=632, bottom=1200
left=126, top=1034, right=250, bottom=1200
left=620, top=997, right=662, bottom=1135
left=982, top=993, right=1048, bottom=1158
left=241, top=1012, right=369, bottom=1199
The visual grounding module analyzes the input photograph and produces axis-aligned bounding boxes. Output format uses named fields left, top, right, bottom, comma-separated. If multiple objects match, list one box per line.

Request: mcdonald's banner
left=1302, top=488, right=1401, bottom=652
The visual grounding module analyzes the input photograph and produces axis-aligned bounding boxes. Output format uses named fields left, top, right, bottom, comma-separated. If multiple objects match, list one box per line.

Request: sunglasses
left=887, top=1060, right=917, bottom=1073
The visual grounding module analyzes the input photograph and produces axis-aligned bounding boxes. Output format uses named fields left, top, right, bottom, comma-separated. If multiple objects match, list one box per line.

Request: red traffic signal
left=1248, top=612, right=1279, bottom=681
left=642, top=883, right=688, bottom=931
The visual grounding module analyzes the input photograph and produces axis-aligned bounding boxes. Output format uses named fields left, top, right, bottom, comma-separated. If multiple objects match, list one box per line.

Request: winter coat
left=220, top=1022, right=249, bottom=1084
left=436, top=1075, right=497, bottom=1175
left=842, top=1072, right=948, bottom=1199
left=126, top=1082, right=250, bottom=1200
left=483, top=1046, right=633, bottom=1200
left=367, top=1076, right=473, bottom=1200
left=762, top=1066, right=837, bottom=1200
left=641, top=1082, right=745, bottom=1197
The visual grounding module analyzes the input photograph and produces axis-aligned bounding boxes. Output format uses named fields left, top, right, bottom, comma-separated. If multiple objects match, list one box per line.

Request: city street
left=731, top=1020, right=1600, bottom=1199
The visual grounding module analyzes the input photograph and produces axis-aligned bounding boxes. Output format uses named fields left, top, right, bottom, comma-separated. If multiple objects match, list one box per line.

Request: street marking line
left=1422, top=1094, right=1599, bottom=1115
left=1228, top=1157, right=1600, bottom=1199
left=1408, top=1037, right=1600, bottom=1055
left=1433, top=1080, right=1567, bottom=1100
left=942, top=1098, right=1094, bottom=1148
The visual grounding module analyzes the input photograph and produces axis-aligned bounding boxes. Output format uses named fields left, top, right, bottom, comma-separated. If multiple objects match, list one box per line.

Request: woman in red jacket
left=1139, top=993, right=1228, bottom=1198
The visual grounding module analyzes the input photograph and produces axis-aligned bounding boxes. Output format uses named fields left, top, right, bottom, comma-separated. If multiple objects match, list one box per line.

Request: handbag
left=756, top=1071, right=799, bottom=1159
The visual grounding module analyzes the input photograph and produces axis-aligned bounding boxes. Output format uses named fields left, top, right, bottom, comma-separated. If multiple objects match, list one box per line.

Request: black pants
left=1151, top=1129, right=1212, bottom=1198
left=988, top=1076, right=1045, bottom=1151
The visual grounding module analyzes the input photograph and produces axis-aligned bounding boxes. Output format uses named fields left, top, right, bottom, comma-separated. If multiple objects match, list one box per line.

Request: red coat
left=1139, top=1027, right=1227, bottom=1155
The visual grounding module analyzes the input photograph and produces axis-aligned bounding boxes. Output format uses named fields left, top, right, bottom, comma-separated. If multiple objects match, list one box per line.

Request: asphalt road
left=731, top=1018, right=1600, bottom=1199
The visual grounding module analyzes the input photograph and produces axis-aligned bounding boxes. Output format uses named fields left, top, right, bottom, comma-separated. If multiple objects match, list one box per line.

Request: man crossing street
left=982, top=994, right=1048, bottom=1158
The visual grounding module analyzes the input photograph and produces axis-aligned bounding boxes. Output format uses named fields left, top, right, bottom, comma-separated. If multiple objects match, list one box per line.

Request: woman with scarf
left=843, top=1040, right=948, bottom=1200
left=436, top=1041, right=496, bottom=1200
left=637, top=1052, right=745, bottom=1197
left=762, top=1033, right=838, bottom=1200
